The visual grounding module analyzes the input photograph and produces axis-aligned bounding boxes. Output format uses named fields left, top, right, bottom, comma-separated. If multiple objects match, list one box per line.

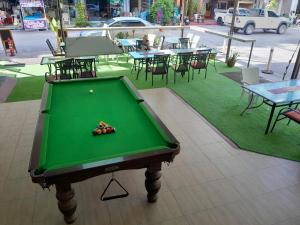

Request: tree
left=75, top=2, right=89, bottom=27
left=266, top=0, right=279, bottom=10
left=150, top=0, right=174, bottom=25
left=187, top=0, right=198, bottom=17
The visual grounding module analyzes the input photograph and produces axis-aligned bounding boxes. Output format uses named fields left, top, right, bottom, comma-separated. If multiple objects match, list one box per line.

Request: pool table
left=29, top=76, right=180, bottom=224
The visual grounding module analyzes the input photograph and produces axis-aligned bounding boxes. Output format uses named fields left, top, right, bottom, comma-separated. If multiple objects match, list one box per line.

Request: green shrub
left=75, top=2, right=89, bottom=27
left=150, top=0, right=174, bottom=25
left=187, top=0, right=198, bottom=17
left=266, top=0, right=279, bottom=10
left=115, top=32, right=129, bottom=39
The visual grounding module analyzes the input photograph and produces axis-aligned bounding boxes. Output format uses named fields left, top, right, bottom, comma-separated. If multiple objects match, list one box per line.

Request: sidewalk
left=190, top=19, right=218, bottom=26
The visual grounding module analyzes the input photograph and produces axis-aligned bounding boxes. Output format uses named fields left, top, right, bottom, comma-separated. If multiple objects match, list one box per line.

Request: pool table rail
left=29, top=76, right=180, bottom=187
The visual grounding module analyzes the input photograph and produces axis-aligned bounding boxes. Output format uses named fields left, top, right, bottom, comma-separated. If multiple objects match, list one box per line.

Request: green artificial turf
left=2, top=59, right=300, bottom=161
left=5, top=76, right=45, bottom=102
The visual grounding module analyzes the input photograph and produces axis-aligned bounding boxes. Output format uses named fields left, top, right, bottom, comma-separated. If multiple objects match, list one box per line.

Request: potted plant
left=227, top=52, right=239, bottom=67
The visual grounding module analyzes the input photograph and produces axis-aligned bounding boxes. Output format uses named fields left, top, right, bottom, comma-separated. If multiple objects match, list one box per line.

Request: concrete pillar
left=291, top=0, right=298, bottom=12
left=278, top=0, right=283, bottom=14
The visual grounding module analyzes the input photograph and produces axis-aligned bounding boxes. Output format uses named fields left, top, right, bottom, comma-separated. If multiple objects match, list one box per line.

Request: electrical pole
left=180, top=0, right=185, bottom=38
left=57, top=0, right=65, bottom=42
left=225, top=0, right=238, bottom=62
left=291, top=47, right=300, bottom=79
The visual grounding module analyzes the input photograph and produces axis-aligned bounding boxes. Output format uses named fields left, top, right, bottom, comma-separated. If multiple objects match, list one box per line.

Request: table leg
left=145, top=59, right=149, bottom=81
left=240, top=93, right=254, bottom=116
left=47, top=64, right=52, bottom=74
left=145, top=163, right=162, bottom=203
left=265, top=104, right=276, bottom=135
left=55, top=183, right=77, bottom=224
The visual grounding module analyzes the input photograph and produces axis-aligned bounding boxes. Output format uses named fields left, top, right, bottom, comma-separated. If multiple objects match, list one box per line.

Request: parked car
left=297, top=18, right=300, bottom=27
left=86, top=4, right=99, bottom=13
left=214, top=7, right=250, bottom=25
left=224, top=8, right=290, bottom=35
left=80, top=17, right=155, bottom=37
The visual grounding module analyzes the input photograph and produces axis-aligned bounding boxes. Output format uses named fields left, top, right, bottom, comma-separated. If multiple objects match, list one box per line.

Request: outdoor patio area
left=1, top=58, right=300, bottom=160
left=1, top=87, right=300, bottom=225
left=0, top=30, right=300, bottom=225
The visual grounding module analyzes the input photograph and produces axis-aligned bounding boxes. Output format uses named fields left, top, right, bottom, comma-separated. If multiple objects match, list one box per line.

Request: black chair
left=271, top=105, right=300, bottom=132
left=46, top=39, right=65, bottom=56
left=179, top=38, right=190, bottom=49
left=75, top=58, right=97, bottom=78
left=147, top=54, right=170, bottom=86
left=132, top=40, right=145, bottom=73
left=171, top=52, right=193, bottom=83
left=45, top=58, right=75, bottom=82
left=209, top=50, right=218, bottom=71
left=190, top=50, right=211, bottom=79
left=135, top=39, right=143, bottom=51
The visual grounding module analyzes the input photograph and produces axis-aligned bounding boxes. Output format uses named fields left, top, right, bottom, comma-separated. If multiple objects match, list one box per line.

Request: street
left=1, top=24, right=299, bottom=80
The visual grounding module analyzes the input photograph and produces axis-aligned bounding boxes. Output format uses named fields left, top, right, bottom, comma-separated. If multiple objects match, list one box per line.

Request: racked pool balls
left=92, top=121, right=115, bottom=136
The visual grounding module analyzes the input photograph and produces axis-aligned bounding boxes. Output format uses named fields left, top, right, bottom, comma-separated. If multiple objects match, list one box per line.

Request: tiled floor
left=0, top=88, right=300, bottom=225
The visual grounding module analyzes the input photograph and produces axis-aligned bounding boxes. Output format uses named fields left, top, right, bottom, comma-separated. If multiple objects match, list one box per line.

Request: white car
left=224, top=8, right=290, bottom=35
left=297, top=18, right=300, bottom=27
left=80, top=17, right=154, bottom=37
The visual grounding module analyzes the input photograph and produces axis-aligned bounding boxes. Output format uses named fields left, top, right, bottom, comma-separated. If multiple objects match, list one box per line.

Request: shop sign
left=23, top=19, right=47, bottom=29
left=19, top=0, right=44, bottom=8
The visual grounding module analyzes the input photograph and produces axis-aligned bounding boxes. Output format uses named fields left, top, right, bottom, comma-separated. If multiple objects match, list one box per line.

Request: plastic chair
left=186, top=33, right=194, bottom=40
left=153, top=36, right=165, bottom=50
left=148, top=34, right=156, bottom=48
left=240, top=67, right=260, bottom=106
left=190, top=35, right=200, bottom=48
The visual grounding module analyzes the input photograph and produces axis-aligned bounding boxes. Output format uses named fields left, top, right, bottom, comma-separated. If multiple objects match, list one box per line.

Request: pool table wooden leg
left=145, top=163, right=162, bottom=203
left=55, top=183, right=77, bottom=224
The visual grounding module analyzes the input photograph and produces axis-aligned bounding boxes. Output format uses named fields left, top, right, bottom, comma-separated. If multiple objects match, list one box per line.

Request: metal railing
left=191, top=26, right=256, bottom=67
left=65, top=25, right=256, bottom=67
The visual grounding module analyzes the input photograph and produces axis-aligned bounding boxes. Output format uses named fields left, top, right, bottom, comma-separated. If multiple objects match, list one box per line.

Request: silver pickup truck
left=224, top=8, right=290, bottom=35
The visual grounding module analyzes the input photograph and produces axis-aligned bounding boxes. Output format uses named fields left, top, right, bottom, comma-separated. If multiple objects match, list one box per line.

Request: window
left=125, top=21, right=145, bottom=27
left=110, top=21, right=123, bottom=27
left=239, top=9, right=250, bottom=16
left=218, top=2, right=227, bottom=9
left=249, top=9, right=260, bottom=16
left=259, top=9, right=265, bottom=17
left=268, top=11, right=279, bottom=17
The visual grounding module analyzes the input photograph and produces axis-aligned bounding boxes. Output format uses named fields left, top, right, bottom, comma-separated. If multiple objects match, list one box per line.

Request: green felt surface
left=38, top=77, right=170, bottom=172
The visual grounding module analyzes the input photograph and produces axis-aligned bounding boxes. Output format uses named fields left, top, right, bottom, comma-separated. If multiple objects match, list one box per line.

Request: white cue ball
left=89, top=89, right=94, bottom=93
